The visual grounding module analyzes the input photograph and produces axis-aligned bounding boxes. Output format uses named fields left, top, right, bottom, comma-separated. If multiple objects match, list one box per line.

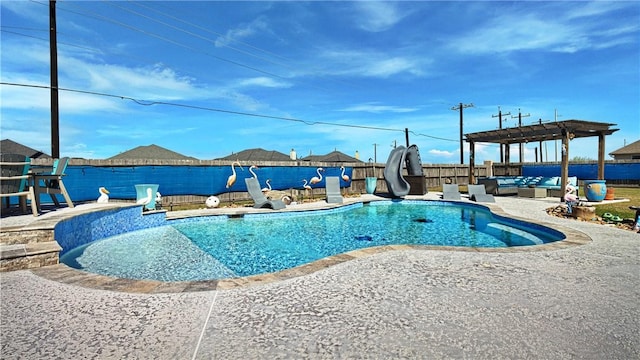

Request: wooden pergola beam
left=465, top=120, right=618, bottom=186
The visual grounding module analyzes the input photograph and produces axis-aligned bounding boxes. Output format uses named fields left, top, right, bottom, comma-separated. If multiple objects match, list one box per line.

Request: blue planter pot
left=135, top=184, right=159, bottom=210
left=365, top=177, right=377, bottom=194
left=583, top=180, right=606, bottom=202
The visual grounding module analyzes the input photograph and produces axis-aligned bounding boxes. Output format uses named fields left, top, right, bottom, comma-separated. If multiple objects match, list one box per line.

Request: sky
left=1, top=1, right=639, bottom=164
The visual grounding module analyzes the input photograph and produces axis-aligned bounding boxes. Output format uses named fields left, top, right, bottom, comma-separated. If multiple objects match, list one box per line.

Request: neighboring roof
left=609, top=139, right=640, bottom=156
left=108, top=144, right=197, bottom=160
left=217, top=148, right=292, bottom=161
left=302, top=150, right=362, bottom=162
left=0, top=139, right=51, bottom=159
left=465, top=120, right=618, bottom=144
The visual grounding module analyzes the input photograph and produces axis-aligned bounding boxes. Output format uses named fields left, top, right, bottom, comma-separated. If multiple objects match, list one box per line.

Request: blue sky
left=1, top=1, right=639, bottom=164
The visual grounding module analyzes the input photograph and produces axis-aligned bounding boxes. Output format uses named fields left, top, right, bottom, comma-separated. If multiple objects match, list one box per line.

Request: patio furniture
left=0, top=153, right=38, bottom=216
left=245, top=178, right=286, bottom=210
left=517, top=187, right=547, bottom=198
left=33, top=157, right=74, bottom=210
left=442, top=184, right=461, bottom=200
left=467, top=184, right=495, bottom=203
left=325, top=176, right=343, bottom=204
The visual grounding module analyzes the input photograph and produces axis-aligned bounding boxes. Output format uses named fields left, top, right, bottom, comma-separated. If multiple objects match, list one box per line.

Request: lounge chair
left=467, top=184, right=496, bottom=203
left=325, top=176, right=343, bottom=204
left=442, top=184, right=461, bottom=200
left=33, top=157, right=74, bottom=210
left=245, top=178, right=286, bottom=210
left=0, top=154, right=38, bottom=216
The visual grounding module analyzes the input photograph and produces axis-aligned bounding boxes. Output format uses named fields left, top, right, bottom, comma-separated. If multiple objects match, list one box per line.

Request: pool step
left=0, top=227, right=61, bottom=272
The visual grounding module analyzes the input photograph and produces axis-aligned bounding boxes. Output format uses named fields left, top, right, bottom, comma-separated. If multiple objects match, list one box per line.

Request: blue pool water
left=60, top=201, right=565, bottom=282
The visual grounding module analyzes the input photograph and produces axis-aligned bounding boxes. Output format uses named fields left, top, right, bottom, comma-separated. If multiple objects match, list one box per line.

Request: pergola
left=465, top=120, right=619, bottom=194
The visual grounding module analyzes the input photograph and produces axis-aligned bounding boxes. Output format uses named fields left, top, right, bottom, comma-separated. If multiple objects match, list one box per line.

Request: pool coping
left=28, top=196, right=592, bottom=294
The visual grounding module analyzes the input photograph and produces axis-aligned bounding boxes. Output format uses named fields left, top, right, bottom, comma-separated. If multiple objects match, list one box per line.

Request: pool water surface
left=60, top=201, right=564, bottom=282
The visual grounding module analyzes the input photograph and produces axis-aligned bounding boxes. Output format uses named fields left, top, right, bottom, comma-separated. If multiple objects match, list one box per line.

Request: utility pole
left=451, top=103, right=474, bottom=164
left=491, top=106, right=511, bottom=163
left=512, top=108, right=530, bottom=162
left=373, top=143, right=379, bottom=163
left=50, top=0, right=60, bottom=158
left=405, top=128, right=409, bottom=147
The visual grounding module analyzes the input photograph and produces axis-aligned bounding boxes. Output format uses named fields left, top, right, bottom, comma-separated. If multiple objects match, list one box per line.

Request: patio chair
left=442, top=184, right=461, bottom=200
left=0, top=153, right=38, bottom=216
left=467, top=184, right=495, bottom=203
left=33, top=157, right=74, bottom=210
left=325, top=176, right=343, bottom=204
left=245, top=178, right=286, bottom=210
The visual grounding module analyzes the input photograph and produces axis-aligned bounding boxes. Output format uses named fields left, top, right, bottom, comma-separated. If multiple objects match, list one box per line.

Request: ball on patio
left=205, top=196, right=220, bottom=208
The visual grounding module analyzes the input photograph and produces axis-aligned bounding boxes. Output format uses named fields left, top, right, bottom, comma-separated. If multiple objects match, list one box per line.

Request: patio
left=1, top=194, right=639, bottom=359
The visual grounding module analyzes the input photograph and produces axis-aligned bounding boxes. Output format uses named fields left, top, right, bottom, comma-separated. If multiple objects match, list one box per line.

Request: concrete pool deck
left=1, top=194, right=639, bottom=359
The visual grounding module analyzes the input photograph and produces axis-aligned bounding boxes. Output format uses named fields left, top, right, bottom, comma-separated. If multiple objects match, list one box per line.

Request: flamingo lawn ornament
left=226, top=161, right=243, bottom=189
left=262, top=179, right=272, bottom=193
left=302, top=179, right=312, bottom=191
left=310, top=167, right=324, bottom=185
left=249, top=165, right=259, bottom=179
left=340, top=166, right=350, bottom=182
left=97, top=187, right=109, bottom=203
left=565, top=184, right=579, bottom=214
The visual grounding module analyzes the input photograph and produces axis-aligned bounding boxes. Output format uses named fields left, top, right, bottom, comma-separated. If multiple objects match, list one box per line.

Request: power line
left=110, top=0, right=364, bottom=91
left=118, top=0, right=295, bottom=70
left=2, top=81, right=463, bottom=143
left=54, top=0, right=292, bottom=81
left=1, top=28, right=104, bottom=55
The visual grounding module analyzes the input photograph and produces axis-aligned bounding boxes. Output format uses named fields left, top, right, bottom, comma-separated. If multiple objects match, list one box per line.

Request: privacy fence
left=28, top=159, right=639, bottom=206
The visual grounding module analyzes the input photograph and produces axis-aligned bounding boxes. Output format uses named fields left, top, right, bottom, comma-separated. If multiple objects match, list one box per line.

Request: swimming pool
left=60, top=200, right=565, bottom=282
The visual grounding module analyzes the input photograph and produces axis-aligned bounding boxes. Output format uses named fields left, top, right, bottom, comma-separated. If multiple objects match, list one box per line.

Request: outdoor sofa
left=476, top=176, right=578, bottom=197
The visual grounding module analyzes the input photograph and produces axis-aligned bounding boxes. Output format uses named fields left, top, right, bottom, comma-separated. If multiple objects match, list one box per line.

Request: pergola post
left=560, top=130, right=570, bottom=201
left=504, top=144, right=511, bottom=175
left=468, top=141, right=475, bottom=185
left=598, top=132, right=606, bottom=180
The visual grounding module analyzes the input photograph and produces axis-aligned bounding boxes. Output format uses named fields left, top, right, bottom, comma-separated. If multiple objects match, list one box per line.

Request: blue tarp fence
left=522, top=162, right=640, bottom=181
left=61, top=165, right=353, bottom=203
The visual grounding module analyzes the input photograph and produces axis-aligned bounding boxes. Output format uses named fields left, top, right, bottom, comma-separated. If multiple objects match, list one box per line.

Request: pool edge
left=30, top=199, right=592, bottom=294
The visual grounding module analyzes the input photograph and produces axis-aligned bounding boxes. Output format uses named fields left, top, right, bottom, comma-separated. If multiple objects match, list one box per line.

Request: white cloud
left=352, top=2, right=409, bottom=32
left=453, top=3, right=639, bottom=55
left=318, top=49, right=428, bottom=78
left=237, top=77, right=292, bottom=88
left=340, top=103, right=418, bottom=114
left=215, top=17, right=269, bottom=47
left=429, top=149, right=455, bottom=157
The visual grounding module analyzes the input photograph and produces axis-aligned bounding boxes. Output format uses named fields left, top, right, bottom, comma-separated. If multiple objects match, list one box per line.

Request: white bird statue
left=97, top=187, right=109, bottom=203
left=136, top=187, right=153, bottom=206
left=340, top=166, right=350, bottom=182
left=310, top=167, right=324, bottom=185
left=226, top=161, right=243, bottom=189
